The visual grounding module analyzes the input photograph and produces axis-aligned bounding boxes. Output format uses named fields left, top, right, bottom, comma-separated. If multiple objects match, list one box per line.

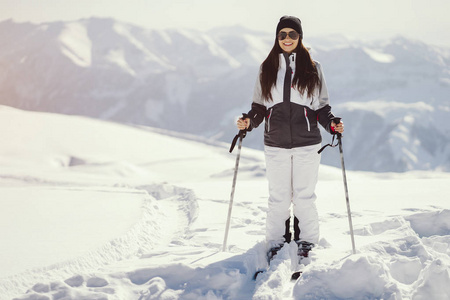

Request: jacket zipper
left=267, top=108, right=273, bottom=132
left=304, top=108, right=311, bottom=131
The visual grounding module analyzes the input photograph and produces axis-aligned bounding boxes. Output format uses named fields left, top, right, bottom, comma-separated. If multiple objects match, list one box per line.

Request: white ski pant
left=264, top=143, right=321, bottom=246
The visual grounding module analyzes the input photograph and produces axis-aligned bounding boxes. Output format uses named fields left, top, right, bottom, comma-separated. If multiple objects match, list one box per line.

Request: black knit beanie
left=276, top=16, right=303, bottom=39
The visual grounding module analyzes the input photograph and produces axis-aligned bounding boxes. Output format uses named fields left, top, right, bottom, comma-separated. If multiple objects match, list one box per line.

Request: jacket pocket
left=267, top=108, right=273, bottom=132
left=304, top=107, right=311, bottom=132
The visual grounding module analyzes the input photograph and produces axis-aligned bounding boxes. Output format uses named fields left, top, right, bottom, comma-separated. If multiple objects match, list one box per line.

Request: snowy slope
left=0, top=106, right=449, bottom=300
left=0, top=18, right=449, bottom=172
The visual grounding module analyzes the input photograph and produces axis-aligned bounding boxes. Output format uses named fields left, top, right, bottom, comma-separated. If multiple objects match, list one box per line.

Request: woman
left=237, top=16, right=344, bottom=259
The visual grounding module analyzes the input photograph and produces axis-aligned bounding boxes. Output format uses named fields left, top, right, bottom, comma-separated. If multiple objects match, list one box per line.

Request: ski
left=291, top=271, right=302, bottom=281
left=254, top=267, right=303, bottom=281
left=253, top=270, right=264, bottom=280
left=289, top=241, right=312, bottom=281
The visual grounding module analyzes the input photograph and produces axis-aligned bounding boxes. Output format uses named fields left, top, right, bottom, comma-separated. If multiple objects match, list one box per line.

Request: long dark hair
left=260, top=38, right=320, bottom=101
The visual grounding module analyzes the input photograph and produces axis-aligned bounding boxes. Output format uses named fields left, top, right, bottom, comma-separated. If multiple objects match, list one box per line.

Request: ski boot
left=295, top=240, right=314, bottom=258
left=267, top=243, right=284, bottom=262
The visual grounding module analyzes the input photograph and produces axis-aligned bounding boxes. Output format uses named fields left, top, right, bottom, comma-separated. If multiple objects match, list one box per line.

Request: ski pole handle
left=229, top=114, right=249, bottom=153
left=229, top=130, right=246, bottom=153
left=332, top=117, right=342, bottom=138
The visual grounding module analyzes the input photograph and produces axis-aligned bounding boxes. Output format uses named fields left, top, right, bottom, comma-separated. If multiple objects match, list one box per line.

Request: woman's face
left=277, top=27, right=299, bottom=53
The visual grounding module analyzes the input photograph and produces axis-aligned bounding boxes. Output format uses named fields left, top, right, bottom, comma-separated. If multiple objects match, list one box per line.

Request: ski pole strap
left=229, top=130, right=247, bottom=153
left=318, top=117, right=342, bottom=154
left=318, top=133, right=340, bottom=154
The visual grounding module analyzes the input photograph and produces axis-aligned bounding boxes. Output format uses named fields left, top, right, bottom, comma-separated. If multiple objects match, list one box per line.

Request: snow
left=0, top=106, right=449, bottom=300
left=199, top=33, right=241, bottom=69
left=337, top=100, right=434, bottom=117
left=363, top=47, right=396, bottom=63
left=0, top=186, right=145, bottom=277
left=105, top=48, right=137, bottom=76
left=58, top=22, right=92, bottom=68
left=112, top=22, right=174, bottom=75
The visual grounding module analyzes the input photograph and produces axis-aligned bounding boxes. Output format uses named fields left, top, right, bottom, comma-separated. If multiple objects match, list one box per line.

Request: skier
left=237, top=16, right=344, bottom=260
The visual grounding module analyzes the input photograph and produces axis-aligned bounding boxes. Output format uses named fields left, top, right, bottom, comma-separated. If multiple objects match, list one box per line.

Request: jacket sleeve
left=317, top=105, right=335, bottom=134
left=246, top=69, right=266, bottom=131
left=315, top=62, right=336, bottom=134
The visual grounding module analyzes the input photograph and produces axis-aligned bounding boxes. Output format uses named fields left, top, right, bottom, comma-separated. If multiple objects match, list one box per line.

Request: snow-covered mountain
left=0, top=18, right=449, bottom=172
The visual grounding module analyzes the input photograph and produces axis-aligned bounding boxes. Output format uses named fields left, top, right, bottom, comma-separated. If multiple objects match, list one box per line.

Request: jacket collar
left=280, top=52, right=296, bottom=69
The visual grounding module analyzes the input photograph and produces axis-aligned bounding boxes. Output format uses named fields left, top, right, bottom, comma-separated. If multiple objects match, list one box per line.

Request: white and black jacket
left=246, top=53, right=335, bottom=149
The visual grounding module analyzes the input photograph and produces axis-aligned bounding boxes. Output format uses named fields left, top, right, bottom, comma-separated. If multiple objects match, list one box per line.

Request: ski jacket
left=246, top=52, right=335, bottom=149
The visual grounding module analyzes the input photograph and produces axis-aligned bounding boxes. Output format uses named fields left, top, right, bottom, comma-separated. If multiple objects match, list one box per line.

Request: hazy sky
left=2, top=0, right=449, bottom=47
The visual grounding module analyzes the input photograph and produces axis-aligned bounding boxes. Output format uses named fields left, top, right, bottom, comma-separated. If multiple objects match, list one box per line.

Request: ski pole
left=317, top=117, right=356, bottom=254
left=336, top=129, right=356, bottom=255
left=223, top=127, right=247, bottom=252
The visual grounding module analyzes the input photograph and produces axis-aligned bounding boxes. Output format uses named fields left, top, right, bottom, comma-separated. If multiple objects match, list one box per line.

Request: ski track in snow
left=0, top=178, right=201, bottom=299
left=0, top=108, right=449, bottom=300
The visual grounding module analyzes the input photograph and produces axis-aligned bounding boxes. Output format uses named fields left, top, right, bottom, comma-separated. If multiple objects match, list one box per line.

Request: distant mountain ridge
left=0, top=17, right=449, bottom=172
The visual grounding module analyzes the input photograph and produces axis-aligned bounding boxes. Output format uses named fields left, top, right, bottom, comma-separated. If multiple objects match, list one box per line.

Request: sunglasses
left=277, top=31, right=300, bottom=41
